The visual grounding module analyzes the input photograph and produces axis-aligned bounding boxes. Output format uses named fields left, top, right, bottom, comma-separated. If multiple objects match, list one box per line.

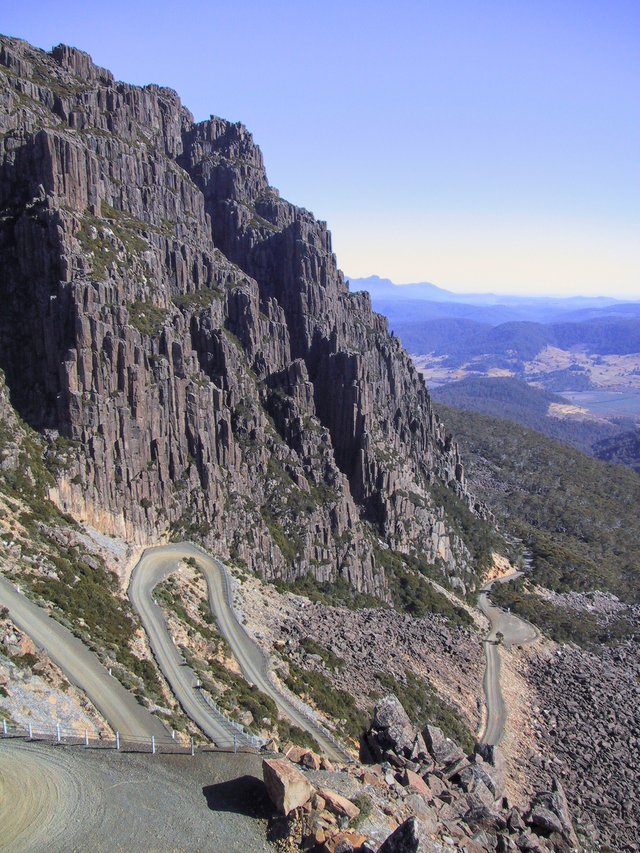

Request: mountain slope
left=593, top=428, right=640, bottom=473
left=435, top=403, right=640, bottom=602
left=0, top=36, right=493, bottom=600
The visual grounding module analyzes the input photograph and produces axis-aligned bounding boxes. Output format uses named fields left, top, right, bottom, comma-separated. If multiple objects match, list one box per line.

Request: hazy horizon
left=345, top=272, right=639, bottom=302
left=2, top=1, right=638, bottom=300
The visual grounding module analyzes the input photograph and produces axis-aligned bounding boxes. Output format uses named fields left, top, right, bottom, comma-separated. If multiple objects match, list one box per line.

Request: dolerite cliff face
left=0, top=36, right=478, bottom=595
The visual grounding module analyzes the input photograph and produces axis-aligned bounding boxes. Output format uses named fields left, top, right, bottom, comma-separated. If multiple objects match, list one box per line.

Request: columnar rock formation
left=0, top=36, right=479, bottom=594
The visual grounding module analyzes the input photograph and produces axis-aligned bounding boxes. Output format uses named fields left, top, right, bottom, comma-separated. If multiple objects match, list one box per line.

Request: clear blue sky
left=2, top=1, right=638, bottom=297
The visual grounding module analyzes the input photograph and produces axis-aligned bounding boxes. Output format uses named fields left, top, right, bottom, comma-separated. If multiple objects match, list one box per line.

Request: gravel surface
left=0, top=740, right=273, bottom=852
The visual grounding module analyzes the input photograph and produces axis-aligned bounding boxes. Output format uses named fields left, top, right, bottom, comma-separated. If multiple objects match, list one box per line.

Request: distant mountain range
left=349, top=275, right=640, bottom=397
left=350, top=277, right=640, bottom=470
left=395, top=316, right=640, bottom=365
left=348, top=275, right=640, bottom=325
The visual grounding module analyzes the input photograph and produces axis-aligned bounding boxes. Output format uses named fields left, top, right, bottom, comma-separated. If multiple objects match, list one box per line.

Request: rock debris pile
left=276, top=600, right=482, bottom=728
left=261, top=695, right=580, bottom=852
left=526, top=642, right=640, bottom=851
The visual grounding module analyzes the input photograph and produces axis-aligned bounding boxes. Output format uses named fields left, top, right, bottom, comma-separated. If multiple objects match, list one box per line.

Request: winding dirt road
left=0, top=575, right=166, bottom=739
left=0, top=543, right=351, bottom=850
left=129, top=544, right=257, bottom=748
left=478, top=571, right=538, bottom=745
left=130, top=543, right=351, bottom=763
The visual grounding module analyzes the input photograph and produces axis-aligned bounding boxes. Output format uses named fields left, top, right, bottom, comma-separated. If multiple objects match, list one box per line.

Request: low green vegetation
left=351, top=794, right=374, bottom=829
left=273, top=573, right=384, bottom=611
left=261, top=506, right=300, bottom=563
left=0, top=407, right=164, bottom=705
left=275, top=719, right=320, bottom=752
left=436, top=404, right=640, bottom=603
left=186, top=647, right=274, bottom=725
left=168, top=506, right=212, bottom=541
left=284, top=662, right=370, bottom=743
left=489, top=581, right=636, bottom=648
left=300, top=637, right=344, bottom=670
left=215, top=667, right=277, bottom=726
left=75, top=219, right=119, bottom=279
left=127, top=300, right=170, bottom=337
left=375, top=671, right=475, bottom=754
left=275, top=552, right=473, bottom=625
left=373, top=545, right=473, bottom=626
left=172, top=288, right=221, bottom=312
left=155, top=579, right=318, bottom=749
left=259, top=456, right=326, bottom=563
left=0, top=413, right=58, bottom=520
left=100, top=203, right=149, bottom=251
left=188, top=646, right=318, bottom=749
left=29, top=545, right=164, bottom=704
left=429, top=480, right=500, bottom=579
left=76, top=203, right=150, bottom=280
left=154, top=578, right=219, bottom=643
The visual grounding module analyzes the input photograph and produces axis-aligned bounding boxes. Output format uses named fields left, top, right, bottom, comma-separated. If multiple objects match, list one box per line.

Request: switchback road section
left=130, top=542, right=351, bottom=763
left=129, top=544, right=257, bottom=749
left=0, top=574, right=166, bottom=740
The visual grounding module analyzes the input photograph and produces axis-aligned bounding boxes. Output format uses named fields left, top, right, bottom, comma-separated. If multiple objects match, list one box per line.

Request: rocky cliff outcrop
left=0, top=36, right=485, bottom=595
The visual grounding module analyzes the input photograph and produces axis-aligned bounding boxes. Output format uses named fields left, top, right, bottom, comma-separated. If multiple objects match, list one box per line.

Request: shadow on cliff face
left=202, top=774, right=272, bottom=818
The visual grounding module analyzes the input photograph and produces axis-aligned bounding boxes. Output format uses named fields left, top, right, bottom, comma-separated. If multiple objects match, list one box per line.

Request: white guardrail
left=198, top=688, right=265, bottom=750
left=0, top=718, right=261, bottom=756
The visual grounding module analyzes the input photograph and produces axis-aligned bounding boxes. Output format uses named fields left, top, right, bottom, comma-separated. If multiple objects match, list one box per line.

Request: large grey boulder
left=373, top=694, right=428, bottom=758
left=423, top=723, right=465, bottom=766
left=525, top=804, right=563, bottom=836
left=377, top=817, right=439, bottom=852
left=525, top=777, right=579, bottom=846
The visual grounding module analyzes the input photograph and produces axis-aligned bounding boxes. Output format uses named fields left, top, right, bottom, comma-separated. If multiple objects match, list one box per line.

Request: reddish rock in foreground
left=317, top=786, right=361, bottom=821
left=262, top=757, right=314, bottom=816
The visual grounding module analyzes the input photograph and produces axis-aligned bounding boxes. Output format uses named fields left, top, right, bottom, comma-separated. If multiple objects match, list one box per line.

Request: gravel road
left=478, top=571, right=538, bottom=745
left=0, top=575, right=166, bottom=739
left=0, top=740, right=273, bottom=852
left=130, top=543, right=350, bottom=763
left=129, top=544, right=254, bottom=748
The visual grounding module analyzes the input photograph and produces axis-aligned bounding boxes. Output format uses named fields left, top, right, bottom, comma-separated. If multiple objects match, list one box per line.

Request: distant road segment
left=478, top=571, right=538, bottom=746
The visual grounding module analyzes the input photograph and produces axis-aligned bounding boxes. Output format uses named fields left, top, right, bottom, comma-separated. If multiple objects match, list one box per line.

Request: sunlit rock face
left=0, top=36, right=479, bottom=595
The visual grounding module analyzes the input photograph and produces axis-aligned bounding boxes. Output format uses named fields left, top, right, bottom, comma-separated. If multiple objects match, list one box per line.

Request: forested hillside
left=431, top=377, right=625, bottom=454
left=593, top=428, right=640, bottom=473
left=435, top=403, right=640, bottom=603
